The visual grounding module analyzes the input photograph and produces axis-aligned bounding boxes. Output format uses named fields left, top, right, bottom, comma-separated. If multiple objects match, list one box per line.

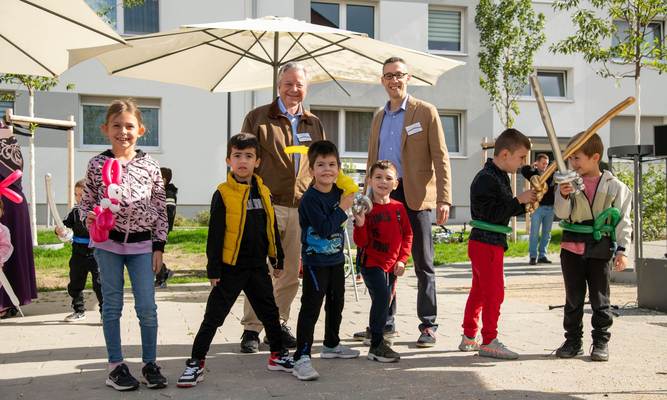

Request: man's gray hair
left=278, top=62, right=309, bottom=84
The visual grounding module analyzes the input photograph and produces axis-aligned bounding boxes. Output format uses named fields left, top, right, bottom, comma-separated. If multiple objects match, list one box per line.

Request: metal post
left=67, top=115, right=75, bottom=209
left=633, top=155, right=642, bottom=264
left=272, top=33, right=279, bottom=99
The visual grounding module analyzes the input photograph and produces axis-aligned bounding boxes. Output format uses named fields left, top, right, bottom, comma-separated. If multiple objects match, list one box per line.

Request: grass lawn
left=34, top=227, right=562, bottom=290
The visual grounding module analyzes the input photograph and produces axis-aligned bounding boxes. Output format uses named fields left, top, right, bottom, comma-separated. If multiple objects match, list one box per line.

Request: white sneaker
left=292, top=356, right=319, bottom=381
left=320, top=344, right=360, bottom=359
left=458, top=335, right=480, bottom=352
left=64, top=311, right=86, bottom=322
left=478, top=338, right=519, bottom=360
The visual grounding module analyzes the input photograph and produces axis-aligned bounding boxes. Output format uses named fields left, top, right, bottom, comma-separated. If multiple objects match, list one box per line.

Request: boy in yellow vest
left=177, top=133, right=293, bottom=388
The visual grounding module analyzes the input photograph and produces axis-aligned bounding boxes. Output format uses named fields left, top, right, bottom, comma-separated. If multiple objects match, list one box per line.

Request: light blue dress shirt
left=278, top=97, right=303, bottom=175
left=378, top=95, right=409, bottom=178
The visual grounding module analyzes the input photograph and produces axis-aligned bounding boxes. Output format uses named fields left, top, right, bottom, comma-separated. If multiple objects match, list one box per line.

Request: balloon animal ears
left=0, top=170, right=24, bottom=204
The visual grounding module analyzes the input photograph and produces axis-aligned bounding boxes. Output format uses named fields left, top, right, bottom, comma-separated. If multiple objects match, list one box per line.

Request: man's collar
left=277, top=97, right=303, bottom=117
left=384, top=95, right=409, bottom=114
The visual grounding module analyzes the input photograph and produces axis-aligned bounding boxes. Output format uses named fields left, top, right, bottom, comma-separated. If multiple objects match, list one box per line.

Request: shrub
left=194, top=210, right=211, bottom=226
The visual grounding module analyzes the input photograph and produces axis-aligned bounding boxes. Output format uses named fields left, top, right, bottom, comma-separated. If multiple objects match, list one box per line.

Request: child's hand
left=273, top=268, right=282, bottom=278
left=559, top=182, right=574, bottom=198
left=85, top=211, right=96, bottom=228
left=55, top=226, right=65, bottom=237
left=614, top=254, right=628, bottom=272
left=210, top=278, right=220, bottom=286
left=517, top=189, right=537, bottom=205
left=339, top=193, right=355, bottom=211
left=152, top=251, right=163, bottom=273
left=354, top=212, right=365, bottom=227
left=394, top=261, right=406, bottom=277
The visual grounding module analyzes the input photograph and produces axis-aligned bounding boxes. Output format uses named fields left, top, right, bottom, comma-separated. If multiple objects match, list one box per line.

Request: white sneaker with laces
left=320, top=343, right=360, bottom=359
left=292, top=356, right=320, bottom=381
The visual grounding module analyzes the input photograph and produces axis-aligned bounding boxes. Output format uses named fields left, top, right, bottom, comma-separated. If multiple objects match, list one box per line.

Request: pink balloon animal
left=0, top=170, right=24, bottom=204
left=90, top=159, right=122, bottom=242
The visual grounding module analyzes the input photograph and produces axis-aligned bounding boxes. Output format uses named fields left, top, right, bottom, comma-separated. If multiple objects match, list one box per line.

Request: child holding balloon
left=80, top=99, right=169, bottom=392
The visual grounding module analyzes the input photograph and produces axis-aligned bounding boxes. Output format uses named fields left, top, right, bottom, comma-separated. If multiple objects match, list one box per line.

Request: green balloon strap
left=559, top=207, right=621, bottom=241
left=470, top=220, right=513, bottom=234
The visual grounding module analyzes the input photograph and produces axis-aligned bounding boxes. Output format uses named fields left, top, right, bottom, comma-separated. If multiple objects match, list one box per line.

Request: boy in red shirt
left=353, top=160, right=413, bottom=362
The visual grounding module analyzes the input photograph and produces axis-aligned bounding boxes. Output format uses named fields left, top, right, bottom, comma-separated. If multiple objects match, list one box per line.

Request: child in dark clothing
left=176, top=133, right=293, bottom=388
left=292, top=140, right=359, bottom=381
left=460, top=128, right=536, bottom=360
left=155, top=167, right=177, bottom=288
left=56, top=179, right=103, bottom=322
left=353, top=160, right=412, bottom=363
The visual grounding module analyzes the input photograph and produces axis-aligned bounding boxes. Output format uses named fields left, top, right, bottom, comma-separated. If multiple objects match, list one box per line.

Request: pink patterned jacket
left=80, top=150, right=168, bottom=252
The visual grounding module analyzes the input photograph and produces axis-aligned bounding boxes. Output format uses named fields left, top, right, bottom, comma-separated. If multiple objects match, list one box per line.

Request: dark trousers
left=391, top=181, right=438, bottom=331
left=560, top=249, right=613, bottom=343
left=68, top=253, right=103, bottom=313
left=361, top=266, right=397, bottom=347
left=294, top=263, right=345, bottom=360
left=191, top=265, right=283, bottom=360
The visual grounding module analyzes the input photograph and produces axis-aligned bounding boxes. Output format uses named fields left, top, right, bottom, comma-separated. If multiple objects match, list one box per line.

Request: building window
left=81, top=99, right=160, bottom=148
left=521, top=70, right=567, bottom=98
left=428, top=8, right=463, bottom=52
left=85, top=0, right=159, bottom=35
left=612, top=20, right=663, bottom=53
left=439, top=113, right=462, bottom=154
left=0, top=94, right=14, bottom=119
left=311, top=108, right=373, bottom=155
left=311, top=2, right=375, bottom=38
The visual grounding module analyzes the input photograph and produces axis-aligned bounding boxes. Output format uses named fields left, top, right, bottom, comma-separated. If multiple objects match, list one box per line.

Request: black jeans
left=391, top=181, right=438, bottom=331
left=191, top=265, right=283, bottom=360
left=361, top=266, right=397, bottom=347
left=68, top=252, right=103, bottom=313
left=560, top=249, right=613, bottom=343
left=294, top=263, right=345, bottom=360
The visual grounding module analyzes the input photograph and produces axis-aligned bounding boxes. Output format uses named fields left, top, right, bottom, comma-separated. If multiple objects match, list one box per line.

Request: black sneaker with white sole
left=106, top=363, right=139, bottom=391
left=263, top=323, right=297, bottom=349
left=368, top=340, right=400, bottom=363
left=141, top=362, right=168, bottom=389
left=241, top=330, right=260, bottom=353
left=177, top=358, right=205, bottom=388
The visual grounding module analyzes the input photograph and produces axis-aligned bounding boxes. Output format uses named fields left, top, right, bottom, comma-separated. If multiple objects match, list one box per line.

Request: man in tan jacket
left=239, top=62, right=326, bottom=353
left=366, top=57, right=452, bottom=348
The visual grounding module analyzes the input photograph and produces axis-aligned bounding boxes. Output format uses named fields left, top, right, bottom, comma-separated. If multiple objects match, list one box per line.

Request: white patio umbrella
left=70, top=16, right=464, bottom=95
left=2, top=0, right=125, bottom=77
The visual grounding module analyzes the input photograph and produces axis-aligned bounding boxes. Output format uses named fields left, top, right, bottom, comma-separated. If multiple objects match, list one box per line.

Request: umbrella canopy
left=1, top=0, right=125, bottom=77
left=70, top=16, right=464, bottom=94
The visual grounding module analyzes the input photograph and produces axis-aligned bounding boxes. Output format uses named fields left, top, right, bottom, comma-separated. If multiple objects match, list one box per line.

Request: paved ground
left=1, top=255, right=666, bottom=400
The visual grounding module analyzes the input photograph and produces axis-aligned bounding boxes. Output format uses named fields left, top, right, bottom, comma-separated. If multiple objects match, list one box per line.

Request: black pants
left=361, top=266, right=397, bottom=347
left=391, top=181, right=438, bottom=331
left=294, top=263, right=345, bottom=360
left=560, top=249, right=613, bottom=343
left=191, top=265, right=283, bottom=360
left=68, top=253, right=103, bottom=313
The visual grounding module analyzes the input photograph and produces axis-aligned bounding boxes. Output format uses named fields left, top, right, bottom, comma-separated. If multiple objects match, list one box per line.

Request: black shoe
left=353, top=327, right=370, bottom=341
left=416, top=327, right=436, bottom=348
left=141, top=362, right=168, bottom=389
left=106, top=363, right=139, bottom=391
left=537, top=257, right=552, bottom=264
left=529, top=258, right=537, bottom=265
left=590, top=341, right=609, bottom=362
left=368, top=340, right=400, bottom=363
left=263, top=323, right=297, bottom=348
left=240, top=330, right=260, bottom=353
left=555, top=339, right=583, bottom=358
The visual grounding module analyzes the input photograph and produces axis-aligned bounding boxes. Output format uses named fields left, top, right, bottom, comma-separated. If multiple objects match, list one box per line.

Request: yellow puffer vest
left=218, top=173, right=277, bottom=265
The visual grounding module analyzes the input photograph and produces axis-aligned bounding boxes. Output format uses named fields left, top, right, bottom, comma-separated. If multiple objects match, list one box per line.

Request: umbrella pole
left=272, top=33, right=279, bottom=99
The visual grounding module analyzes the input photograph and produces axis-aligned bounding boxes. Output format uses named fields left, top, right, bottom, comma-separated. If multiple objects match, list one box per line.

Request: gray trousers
left=391, top=181, right=438, bottom=332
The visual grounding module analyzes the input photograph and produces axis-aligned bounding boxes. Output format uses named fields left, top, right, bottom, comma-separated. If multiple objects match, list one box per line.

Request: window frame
left=611, top=19, right=664, bottom=60
left=310, top=0, right=378, bottom=38
left=79, top=98, right=162, bottom=151
left=428, top=6, right=466, bottom=56
left=438, top=111, right=465, bottom=156
left=309, top=106, right=376, bottom=158
left=87, top=0, right=160, bottom=36
left=519, top=69, right=569, bottom=100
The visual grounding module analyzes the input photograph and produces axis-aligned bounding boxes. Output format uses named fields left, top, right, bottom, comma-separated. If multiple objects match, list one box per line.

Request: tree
left=476, top=0, right=546, bottom=129
left=550, top=0, right=667, bottom=146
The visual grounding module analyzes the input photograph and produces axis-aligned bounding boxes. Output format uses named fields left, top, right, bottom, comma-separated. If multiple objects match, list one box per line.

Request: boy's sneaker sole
left=292, top=369, right=319, bottom=381
left=177, top=375, right=204, bottom=388
left=367, top=353, right=399, bottom=363
left=267, top=364, right=293, bottom=372
left=321, top=352, right=359, bottom=359
left=556, top=349, right=583, bottom=358
left=141, top=378, right=167, bottom=389
left=105, top=378, right=139, bottom=391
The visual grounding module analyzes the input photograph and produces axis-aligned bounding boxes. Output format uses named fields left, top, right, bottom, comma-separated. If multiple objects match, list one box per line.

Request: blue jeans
left=529, top=205, right=554, bottom=259
left=94, top=249, right=157, bottom=364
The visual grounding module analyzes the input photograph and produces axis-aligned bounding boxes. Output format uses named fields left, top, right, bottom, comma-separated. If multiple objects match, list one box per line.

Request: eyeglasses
left=382, top=72, right=408, bottom=80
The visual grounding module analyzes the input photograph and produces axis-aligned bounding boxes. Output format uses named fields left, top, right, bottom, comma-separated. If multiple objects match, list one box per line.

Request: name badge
left=296, top=132, right=312, bottom=142
left=405, top=122, right=423, bottom=136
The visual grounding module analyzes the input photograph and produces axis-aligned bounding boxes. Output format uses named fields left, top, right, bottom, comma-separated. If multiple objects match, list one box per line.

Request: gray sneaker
left=64, top=311, right=86, bottom=322
left=458, top=335, right=480, bottom=352
left=320, top=344, right=360, bottom=359
left=292, top=356, right=319, bottom=381
left=478, top=338, right=519, bottom=360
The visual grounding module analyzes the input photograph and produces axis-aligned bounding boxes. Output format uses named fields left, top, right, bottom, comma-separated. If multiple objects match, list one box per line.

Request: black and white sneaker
left=177, top=359, right=205, bottom=388
left=267, top=349, right=294, bottom=372
left=141, top=362, right=168, bottom=389
left=368, top=340, right=400, bottom=363
left=106, top=363, right=139, bottom=391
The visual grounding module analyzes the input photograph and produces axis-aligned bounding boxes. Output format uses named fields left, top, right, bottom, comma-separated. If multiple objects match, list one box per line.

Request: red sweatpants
left=462, top=240, right=505, bottom=344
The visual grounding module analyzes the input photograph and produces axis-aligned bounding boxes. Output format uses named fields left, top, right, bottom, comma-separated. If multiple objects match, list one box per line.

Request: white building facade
left=2, top=0, right=665, bottom=224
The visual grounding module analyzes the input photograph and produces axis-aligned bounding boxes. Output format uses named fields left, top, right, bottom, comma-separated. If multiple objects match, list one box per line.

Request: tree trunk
left=634, top=70, right=641, bottom=145
left=28, top=88, right=38, bottom=247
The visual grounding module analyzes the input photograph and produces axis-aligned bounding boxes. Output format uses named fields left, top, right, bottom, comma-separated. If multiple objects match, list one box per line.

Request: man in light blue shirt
left=378, top=95, right=409, bottom=178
